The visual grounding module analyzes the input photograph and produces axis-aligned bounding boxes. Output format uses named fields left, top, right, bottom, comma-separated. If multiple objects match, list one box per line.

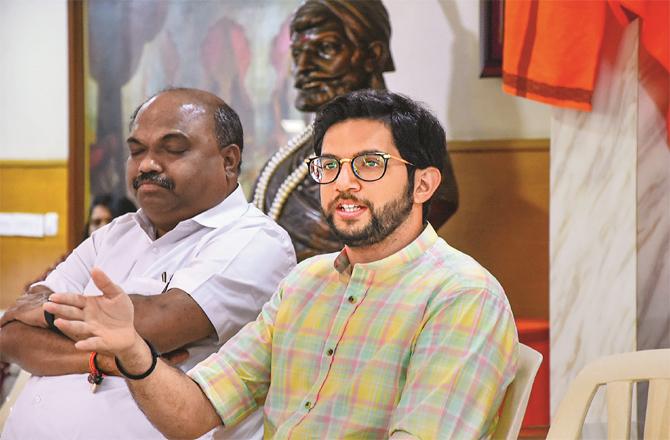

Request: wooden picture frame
left=68, top=0, right=85, bottom=250
left=479, top=0, right=504, bottom=78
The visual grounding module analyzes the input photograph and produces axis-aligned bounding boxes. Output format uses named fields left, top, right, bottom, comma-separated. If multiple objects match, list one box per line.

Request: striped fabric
left=189, top=224, right=518, bottom=439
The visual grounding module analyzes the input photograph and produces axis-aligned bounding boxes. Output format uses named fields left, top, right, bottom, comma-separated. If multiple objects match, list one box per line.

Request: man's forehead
left=132, top=94, right=210, bottom=131
left=321, top=119, right=396, bottom=155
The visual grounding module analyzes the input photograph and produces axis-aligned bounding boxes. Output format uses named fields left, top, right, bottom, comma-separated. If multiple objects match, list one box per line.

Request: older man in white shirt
left=0, top=88, right=295, bottom=439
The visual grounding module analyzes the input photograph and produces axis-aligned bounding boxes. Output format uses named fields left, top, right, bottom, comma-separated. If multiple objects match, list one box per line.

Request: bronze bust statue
left=253, top=0, right=458, bottom=261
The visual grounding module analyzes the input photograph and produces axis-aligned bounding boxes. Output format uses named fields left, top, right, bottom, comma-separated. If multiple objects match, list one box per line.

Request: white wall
left=386, top=0, right=551, bottom=140
left=0, top=0, right=68, bottom=160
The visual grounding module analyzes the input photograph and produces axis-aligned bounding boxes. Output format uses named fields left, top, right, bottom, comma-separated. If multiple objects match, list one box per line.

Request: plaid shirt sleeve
left=388, top=285, right=518, bottom=438
left=188, top=286, right=282, bottom=428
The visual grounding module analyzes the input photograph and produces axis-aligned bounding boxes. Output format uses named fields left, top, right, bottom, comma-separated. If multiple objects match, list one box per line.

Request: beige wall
left=386, top=0, right=551, bottom=140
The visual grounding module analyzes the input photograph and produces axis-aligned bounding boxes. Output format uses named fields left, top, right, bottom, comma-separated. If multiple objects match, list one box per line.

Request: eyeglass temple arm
left=384, top=154, right=415, bottom=167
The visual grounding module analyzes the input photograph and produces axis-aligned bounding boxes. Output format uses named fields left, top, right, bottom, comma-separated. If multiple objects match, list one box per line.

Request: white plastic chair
left=546, top=349, right=670, bottom=439
left=493, top=343, right=543, bottom=440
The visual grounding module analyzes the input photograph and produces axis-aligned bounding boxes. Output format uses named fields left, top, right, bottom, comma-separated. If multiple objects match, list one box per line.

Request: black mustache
left=132, top=172, right=174, bottom=190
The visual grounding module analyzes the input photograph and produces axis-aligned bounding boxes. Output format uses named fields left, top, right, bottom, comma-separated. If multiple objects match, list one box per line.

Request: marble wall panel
left=634, top=41, right=670, bottom=432
left=636, top=47, right=670, bottom=353
left=549, top=20, right=638, bottom=429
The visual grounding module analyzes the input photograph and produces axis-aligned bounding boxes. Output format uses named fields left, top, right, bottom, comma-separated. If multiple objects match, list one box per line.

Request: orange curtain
left=502, top=0, right=669, bottom=143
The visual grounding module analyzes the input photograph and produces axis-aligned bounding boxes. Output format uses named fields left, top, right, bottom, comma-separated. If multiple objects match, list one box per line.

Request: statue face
left=290, top=12, right=371, bottom=112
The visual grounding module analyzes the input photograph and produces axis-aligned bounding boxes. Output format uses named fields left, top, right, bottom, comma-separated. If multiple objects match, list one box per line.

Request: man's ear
left=220, top=144, right=241, bottom=176
left=413, top=167, right=442, bottom=204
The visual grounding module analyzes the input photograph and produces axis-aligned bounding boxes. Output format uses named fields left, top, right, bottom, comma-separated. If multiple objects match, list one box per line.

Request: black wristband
left=92, top=352, right=108, bottom=376
left=43, top=310, right=65, bottom=336
left=115, top=338, right=160, bottom=380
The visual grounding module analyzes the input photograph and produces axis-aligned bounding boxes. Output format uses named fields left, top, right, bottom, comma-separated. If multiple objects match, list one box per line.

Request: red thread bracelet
left=88, top=352, right=104, bottom=388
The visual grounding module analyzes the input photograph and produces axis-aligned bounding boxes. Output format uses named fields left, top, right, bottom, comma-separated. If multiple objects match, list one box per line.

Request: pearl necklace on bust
left=252, top=123, right=315, bottom=221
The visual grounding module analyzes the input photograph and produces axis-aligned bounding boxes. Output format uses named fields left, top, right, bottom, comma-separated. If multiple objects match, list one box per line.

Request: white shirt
left=2, top=186, right=296, bottom=440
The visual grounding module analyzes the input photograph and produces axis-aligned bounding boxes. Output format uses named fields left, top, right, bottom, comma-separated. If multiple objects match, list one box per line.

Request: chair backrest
left=0, top=369, right=31, bottom=432
left=494, top=343, right=543, bottom=440
left=546, top=349, right=670, bottom=440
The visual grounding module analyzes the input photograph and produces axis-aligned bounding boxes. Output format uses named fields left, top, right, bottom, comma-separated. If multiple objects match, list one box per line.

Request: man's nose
left=334, top=161, right=360, bottom=193
left=138, top=154, right=162, bottom=174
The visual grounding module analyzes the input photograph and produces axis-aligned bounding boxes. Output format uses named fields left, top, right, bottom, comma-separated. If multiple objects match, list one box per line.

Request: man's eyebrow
left=159, top=132, right=189, bottom=143
left=319, top=153, right=338, bottom=158
left=126, top=136, right=144, bottom=146
left=356, top=149, right=385, bottom=156
left=319, top=149, right=384, bottom=159
left=126, top=132, right=190, bottom=146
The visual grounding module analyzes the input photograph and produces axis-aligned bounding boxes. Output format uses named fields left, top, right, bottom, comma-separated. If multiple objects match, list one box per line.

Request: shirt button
left=327, top=348, right=334, bottom=356
left=304, top=401, right=311, bottom=409
left=348, top=296, right=355, bottom=303
left=152, top=247, right=159, bottom=254
left=33, top=395, right=41, bottom=404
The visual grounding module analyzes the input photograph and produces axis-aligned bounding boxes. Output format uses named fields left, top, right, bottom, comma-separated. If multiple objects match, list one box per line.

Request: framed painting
left=479, top=0, right=504, bottom=78
left=69, top=0, right=304, bottom=244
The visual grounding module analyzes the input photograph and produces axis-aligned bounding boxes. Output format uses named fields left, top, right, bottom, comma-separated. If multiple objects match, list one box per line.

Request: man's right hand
left=44, top=268, right=140, bottom=357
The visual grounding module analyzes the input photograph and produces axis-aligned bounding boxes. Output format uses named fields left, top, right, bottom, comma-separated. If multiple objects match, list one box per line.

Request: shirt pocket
left=120, top=277, right=167, bottom=297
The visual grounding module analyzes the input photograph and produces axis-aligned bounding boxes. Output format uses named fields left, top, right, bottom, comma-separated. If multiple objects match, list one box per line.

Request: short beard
left=325, top=179, right=414, bottom=248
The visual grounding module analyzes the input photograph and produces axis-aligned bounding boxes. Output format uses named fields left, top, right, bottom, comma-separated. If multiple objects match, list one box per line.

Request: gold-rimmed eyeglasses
left=305, top=152, right=414, bottom=184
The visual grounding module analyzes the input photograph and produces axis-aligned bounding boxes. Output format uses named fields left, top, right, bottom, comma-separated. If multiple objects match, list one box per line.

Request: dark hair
left=129, top=87, right=244, bottom=171
left=312, top=89, right=447, bottom=220
left=84, top=194, right=137, bottom=239
left=90, top=194, right=137, bottom=217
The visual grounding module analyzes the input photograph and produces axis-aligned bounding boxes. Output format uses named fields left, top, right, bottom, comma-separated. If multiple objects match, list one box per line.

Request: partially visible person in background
left=84, top=193, right=137, bottom=238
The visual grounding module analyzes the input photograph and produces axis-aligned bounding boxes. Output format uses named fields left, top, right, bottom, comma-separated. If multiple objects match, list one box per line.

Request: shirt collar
left=333, top=223, right=439, bottom=275
left=189, top=185, right=249, bottom=228
left=132, top=185, right=249, bottom=239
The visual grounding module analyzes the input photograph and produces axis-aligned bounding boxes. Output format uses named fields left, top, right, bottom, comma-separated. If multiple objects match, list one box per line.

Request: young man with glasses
left=46, top=90, right=518, bottom=439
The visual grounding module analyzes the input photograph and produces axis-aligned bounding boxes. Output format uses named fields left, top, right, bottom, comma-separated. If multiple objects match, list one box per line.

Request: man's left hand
left=44, top=268, right=138, bottom=356
left=0, top=291, right=50, bottom=328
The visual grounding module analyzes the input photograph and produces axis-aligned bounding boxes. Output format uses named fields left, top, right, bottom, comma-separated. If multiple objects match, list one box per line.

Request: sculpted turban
left=291, top=0, right=395, bottom=72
